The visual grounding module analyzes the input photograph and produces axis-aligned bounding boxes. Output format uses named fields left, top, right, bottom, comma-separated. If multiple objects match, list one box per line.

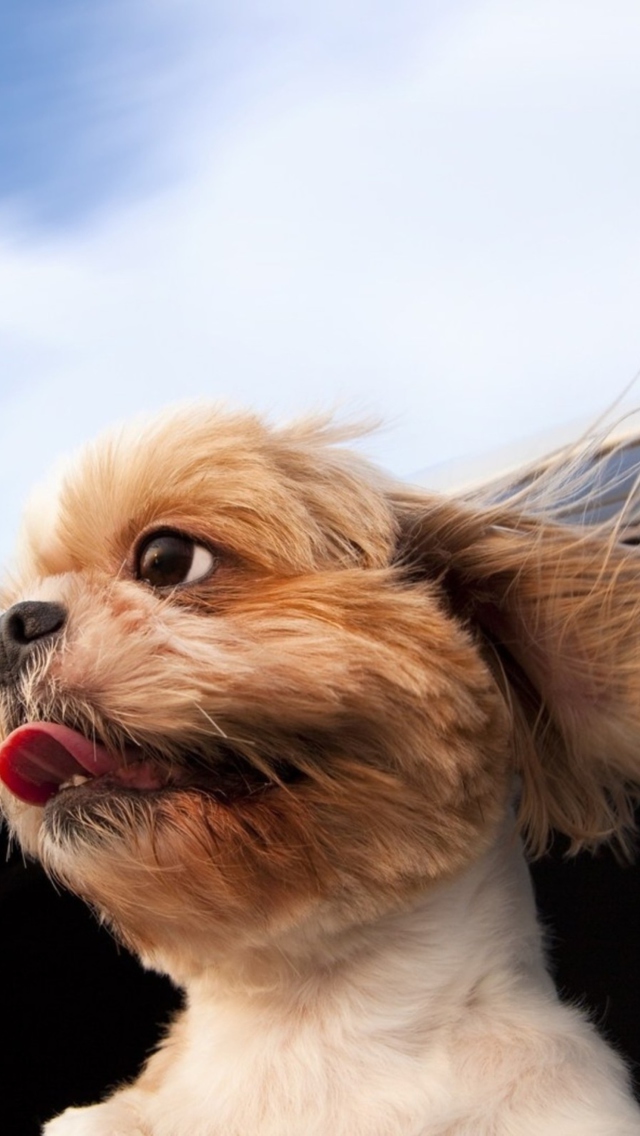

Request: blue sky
left=0, top=0, right=241, bottom=225
left=1, top=0, right=640, bottom=564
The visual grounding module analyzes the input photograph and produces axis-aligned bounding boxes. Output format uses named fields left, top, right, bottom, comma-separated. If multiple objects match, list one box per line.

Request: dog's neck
left=184, top=825, right=550, bottom=1044
left=136, top=829, right=559, bottom=1136
left=114, top=823, right=636, bottom=1134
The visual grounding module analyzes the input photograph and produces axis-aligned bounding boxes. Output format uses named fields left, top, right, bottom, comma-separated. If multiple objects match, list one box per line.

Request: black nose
left=0, top=601, right=67, bottom=682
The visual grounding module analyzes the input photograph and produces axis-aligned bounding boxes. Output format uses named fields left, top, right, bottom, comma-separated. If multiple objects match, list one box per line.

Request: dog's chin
left=32, top=752, right=322, bottom=977
left=42, top=778, right=178, bottom=839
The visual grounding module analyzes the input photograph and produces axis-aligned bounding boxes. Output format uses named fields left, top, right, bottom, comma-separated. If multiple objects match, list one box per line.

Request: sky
left=1, top=0, right=640, bottom=564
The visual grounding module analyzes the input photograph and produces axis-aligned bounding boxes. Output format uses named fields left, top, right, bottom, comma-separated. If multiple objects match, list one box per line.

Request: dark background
left=1, top=822, right=639, bottom=1135
left=0, top=830, right=180, bottom=1135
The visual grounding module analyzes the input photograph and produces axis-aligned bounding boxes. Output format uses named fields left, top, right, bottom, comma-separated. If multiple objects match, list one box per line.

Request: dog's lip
left=0, top=722, right=143, bottom=806
left=0, top=722, right=307, bottom=808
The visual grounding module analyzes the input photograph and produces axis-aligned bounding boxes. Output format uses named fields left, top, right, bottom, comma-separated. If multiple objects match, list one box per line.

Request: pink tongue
left=0, top=723, right=121, bottom=806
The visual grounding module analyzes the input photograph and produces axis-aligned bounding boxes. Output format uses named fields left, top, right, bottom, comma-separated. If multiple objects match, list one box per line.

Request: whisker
left=196, top=706, right=228, bottom=738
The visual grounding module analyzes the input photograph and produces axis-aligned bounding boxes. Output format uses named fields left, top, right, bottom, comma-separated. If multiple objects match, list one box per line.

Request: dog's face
left=1, top=407, right=639, bottom=979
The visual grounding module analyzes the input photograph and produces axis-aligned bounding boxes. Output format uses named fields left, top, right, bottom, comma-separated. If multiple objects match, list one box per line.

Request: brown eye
left=136, top=532, right=217, bottom=588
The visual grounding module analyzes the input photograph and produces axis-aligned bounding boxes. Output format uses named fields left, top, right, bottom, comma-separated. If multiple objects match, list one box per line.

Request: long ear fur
left=389, top=453, right=640, bottom=857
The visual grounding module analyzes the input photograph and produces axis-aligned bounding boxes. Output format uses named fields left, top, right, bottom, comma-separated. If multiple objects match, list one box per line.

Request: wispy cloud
left=0, top=0, right=639, bottom=563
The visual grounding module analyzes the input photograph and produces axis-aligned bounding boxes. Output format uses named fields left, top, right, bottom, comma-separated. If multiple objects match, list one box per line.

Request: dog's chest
left=142, top=988, right=469, bottom=1136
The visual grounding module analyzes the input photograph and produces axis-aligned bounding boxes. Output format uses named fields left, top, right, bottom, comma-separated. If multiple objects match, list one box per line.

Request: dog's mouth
left=0, top=722, right=172, bottom=805
left=0, top=721, right=301, bottom=808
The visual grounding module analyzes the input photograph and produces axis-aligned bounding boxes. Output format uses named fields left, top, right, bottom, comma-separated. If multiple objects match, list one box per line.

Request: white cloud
left=1, top=0, right=640, bottom=563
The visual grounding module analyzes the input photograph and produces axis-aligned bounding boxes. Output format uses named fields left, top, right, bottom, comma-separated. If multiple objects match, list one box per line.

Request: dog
left=1, top=405, right=640, bottom=1135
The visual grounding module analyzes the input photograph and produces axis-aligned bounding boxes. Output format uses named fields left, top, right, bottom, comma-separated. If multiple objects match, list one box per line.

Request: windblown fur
left=1, top=406, right=640, bottom=1135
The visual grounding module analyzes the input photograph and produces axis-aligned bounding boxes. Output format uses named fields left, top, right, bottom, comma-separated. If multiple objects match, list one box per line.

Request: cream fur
left=0, top=405, right=639, bottom=1134
left=42, top=837, right=640, bottom=1135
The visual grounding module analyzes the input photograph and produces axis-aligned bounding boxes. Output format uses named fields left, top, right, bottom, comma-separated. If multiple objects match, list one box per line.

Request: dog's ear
left=389, top=484, right=640, bottom=855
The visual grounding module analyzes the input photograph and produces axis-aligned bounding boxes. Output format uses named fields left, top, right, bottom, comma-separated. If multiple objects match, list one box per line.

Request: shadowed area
left=0, top=829, right=181, bottom=1136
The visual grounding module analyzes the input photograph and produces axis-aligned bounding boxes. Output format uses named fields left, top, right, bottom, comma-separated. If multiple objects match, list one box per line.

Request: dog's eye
left=136, top=532, right=217, bottom=588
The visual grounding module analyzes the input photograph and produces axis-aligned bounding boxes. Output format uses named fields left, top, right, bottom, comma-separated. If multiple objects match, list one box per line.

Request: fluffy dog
left=1, top=406, right=640, bottom=1135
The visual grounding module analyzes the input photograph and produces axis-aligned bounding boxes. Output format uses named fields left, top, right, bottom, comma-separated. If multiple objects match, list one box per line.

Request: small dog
left=1, top=406, right=640, bottom=1135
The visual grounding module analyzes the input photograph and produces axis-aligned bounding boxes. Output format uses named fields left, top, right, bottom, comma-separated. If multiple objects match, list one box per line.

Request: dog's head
left=1, top=407, right=639, bottom=978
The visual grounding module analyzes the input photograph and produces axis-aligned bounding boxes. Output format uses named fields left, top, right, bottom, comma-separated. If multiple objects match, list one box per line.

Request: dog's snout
left=0, top=600, right=67, bottom=680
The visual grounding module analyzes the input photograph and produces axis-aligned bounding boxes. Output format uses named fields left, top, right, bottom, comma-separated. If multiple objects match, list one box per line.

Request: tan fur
left=3, top=409, right=640, bottom=949
left=1, top=406, right=640, bottom=1133
left=1, top=409, right=515, bottom=974
left=391, top=484, right=640, bottom=852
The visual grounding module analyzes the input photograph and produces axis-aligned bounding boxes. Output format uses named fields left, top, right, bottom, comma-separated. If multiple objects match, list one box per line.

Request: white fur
left=44, top=823, right=640, bottom=1135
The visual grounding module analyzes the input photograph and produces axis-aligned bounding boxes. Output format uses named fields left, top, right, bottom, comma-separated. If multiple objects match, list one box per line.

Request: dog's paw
left=42, top=1100, right=148, bottom=1136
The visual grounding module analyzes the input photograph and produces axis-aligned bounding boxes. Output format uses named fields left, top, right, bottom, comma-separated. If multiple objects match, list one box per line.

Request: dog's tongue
left=0, top=723, right=120, bottom=806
